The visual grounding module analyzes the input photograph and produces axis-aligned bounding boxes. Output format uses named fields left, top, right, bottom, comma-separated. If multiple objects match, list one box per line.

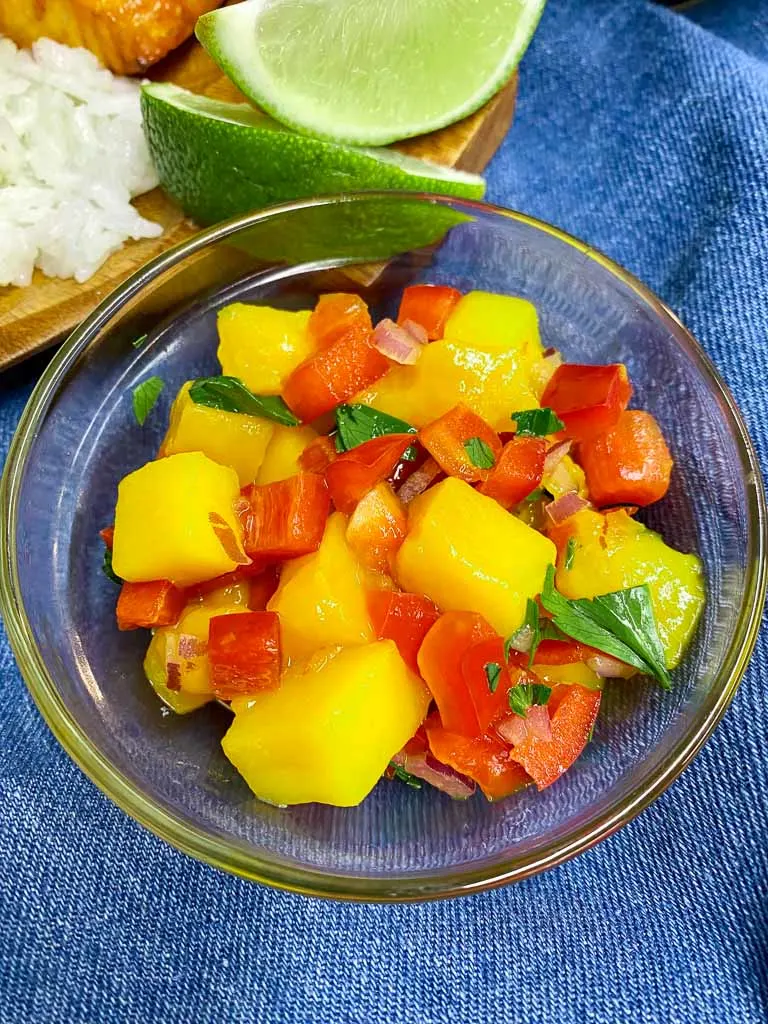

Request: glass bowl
left=1, top=193, right=765, bottom=901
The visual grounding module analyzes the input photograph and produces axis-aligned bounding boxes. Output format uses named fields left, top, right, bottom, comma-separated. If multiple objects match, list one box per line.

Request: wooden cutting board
left=0, top=39, right=517, bottom=370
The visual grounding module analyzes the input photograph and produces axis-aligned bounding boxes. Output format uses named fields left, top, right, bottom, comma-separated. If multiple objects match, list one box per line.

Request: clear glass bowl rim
left=1, top=192, right=765, bottom=902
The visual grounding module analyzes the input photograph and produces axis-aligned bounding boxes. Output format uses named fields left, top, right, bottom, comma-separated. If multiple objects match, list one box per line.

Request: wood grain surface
left=0, top=36, right=518, bottom=370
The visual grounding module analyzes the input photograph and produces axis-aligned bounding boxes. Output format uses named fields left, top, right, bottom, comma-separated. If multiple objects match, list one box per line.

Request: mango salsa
left=554, top=509, right=705, bottom=669
left=161, top=381, right=274, bottom=486
left=112, top=452, right=247, bottom=587
left=217, top=303, right=315, bottom=395
left=396, top=477, right=556, bottom=635
left=268, top=512, right=373, bottom=662
left=223, top=642, right=430, bottom=806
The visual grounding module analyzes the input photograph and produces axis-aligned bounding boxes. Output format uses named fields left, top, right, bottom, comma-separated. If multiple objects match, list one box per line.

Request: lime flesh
left=196, top=0, right=546, bottom=145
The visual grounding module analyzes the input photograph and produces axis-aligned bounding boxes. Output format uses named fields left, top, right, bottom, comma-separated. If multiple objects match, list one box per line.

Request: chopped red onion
left=391, top=748, right=476, bottom=799
left=545, top=491, right=591, bottom=526
left=373, top=318, right=425, bottom=365
left=587, top=654, right=637, bottom=679
left=397, top=457, right=443, bottom=504
left=177, top=634, right=207, bottom=659
left=543, top=439, right=571, bottom=478
left=507, top=623, right=534, bottom=655
left=497, top=704, right=552, bottom=746
left=401, top=318, right=428, bottom=345
left=166, top=662, right=182, bottom=692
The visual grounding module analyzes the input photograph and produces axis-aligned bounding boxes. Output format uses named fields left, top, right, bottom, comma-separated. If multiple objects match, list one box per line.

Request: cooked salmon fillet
left=0, top=0, right=225, bottom=74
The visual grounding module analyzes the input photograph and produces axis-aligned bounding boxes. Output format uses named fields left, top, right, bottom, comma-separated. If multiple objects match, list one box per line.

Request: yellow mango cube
left=256, top=424, right=317, bottom=485
left=396, top=478, right=556, bottom=635
left=217, top=303, right=315, bottom=395
left=144, top=595, right=251, bottom=699
left=443, top=291, right=541, bottom=352
left=223, top=641, right=430, bottom=806
left=161, top=381, right=274, bottom=486
left=555, top=509, right=705, bottom=669
left=112, top=452, right=247, bottom=587
left=268, top=512, right=373, bottom=662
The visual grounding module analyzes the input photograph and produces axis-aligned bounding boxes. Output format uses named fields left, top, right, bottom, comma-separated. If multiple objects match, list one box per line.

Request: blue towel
left=1, top=1, right=767, bottom=1021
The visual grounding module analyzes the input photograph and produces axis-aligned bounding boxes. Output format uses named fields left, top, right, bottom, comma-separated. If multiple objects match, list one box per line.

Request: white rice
left=0, top=36, right=161, bottom=287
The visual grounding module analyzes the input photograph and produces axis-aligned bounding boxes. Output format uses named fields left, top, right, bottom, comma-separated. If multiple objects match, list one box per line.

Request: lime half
left=196, top=0, right=546, bottom=145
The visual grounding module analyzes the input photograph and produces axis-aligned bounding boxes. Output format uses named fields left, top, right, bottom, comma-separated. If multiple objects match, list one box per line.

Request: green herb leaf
left=505, top=598, right=541, bottom=666
left=484, top=661, right=502, bottom=693
left=131, top=332, right=148, bottom=349
left=540, top=565, right=671, bottom=688
left=511, top=407, right=565, bottom=437
left=508, top=681, right=552, bottom=718
left=390, top=763, right=422, bottom=789
left=464, top=436, right=496, bottom=469
left=523, top=487, right=545, bottom=504
left=189, top=376, right=299, bottom=426
left=335, top=403, right=418, bottom=460
left=132, top=376, right=165, bottom=426
left=102, top=547, right=122, bottom=585
left=565, top=537, right=577, bottom=571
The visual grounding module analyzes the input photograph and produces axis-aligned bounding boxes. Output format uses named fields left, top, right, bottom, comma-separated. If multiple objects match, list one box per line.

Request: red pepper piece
left=417, top=611, right=497, bottom=736
left=241, top=473, right=330, bottom=561
left=478, top=436, right=547, bottom=507
left=346, top=482, right=407, bottom=574
left=397, top=284, right=462, bottom=341
left=325, top=433, right=414, bottom=515
left=208, top=610, right=281, bottom=700
left=541, top=363, right=632, bottom=442
left=578, top=409, right=673, bottom=507
left=100, top=526, right=115, bottom=550
left=532, top=638, right=597, bottom=665
left=116, top=580, right=186, bottom=631
left=283, top=329, right=390, bottom=423
left=367, top=590, right=441, bottom=673
left=509, top=684, right=601, bottom=790
left=298, top=435, right=337, bottom=474
left=425, top=716, right=530, bottom=800
left=308, top=293, right=372, bottom=348
left=418, top=403, right=502, bottom=483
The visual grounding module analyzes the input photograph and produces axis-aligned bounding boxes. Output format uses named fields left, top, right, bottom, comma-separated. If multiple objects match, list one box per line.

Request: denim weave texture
left=1, top=0, right=767, bottom=1021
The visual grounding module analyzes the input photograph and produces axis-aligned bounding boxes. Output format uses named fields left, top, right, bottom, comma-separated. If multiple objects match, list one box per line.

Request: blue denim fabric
left=1, top=1, right=767, bottom=1021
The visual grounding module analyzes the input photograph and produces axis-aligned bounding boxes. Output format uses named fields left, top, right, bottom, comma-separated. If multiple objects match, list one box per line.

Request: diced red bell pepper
left=207, top=610, right=281, bottom=700
left=346, top=482, right=407, bottom=573
left=396, top=456, right=445, bottom=504
left=116, top=579, right=186, bottom=631
left=425, top=717, right=530, bottom=800
left=397, top=284, right=462, bottom=341
left=298, top=435, right=337, bottom=474
left=541, top=363, right=632, bottom=442
left=577, top=409, right=673, bottom=507
left=325, top=434, right=414, bottom=515
left=367, top=589, right=441, bottom=673
left=247, top=566, right=280, bottom=610
left=478, top=436, right=547, bottom=507
left=509, top=684, right=601, bottom=790
left=100, top=526, right=115, bottom=550
left=418, top=403, right=502, bottom=483
left=533, top=638, right=597, bottom=665
left=459, top=635, right=528, bottom=734
left=241, top=473, right=330, bottom=561
left=282, top=328, right=390, bottom=423
left=417, top=611, right=497, bottom=736
left=308, top=292, right=372, bottom=348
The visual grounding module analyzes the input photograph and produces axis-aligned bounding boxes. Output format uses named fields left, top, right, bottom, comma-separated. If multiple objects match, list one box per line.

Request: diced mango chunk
left=223, top=641, right=430, bottom=806
left=256, top=425, right=318, bottom=485
left=112, top=452, right=247, bottom=587
left=161, top=381, right=274, bottom=486
left=268, top=512, right=373, bottom=662
left=396, top=478, right=556, bottom=635
left=217, top=303, right=315, bottom=395
left=443, top=291, right=541, bottom=352
left=554, top=509, right=705, bottom=669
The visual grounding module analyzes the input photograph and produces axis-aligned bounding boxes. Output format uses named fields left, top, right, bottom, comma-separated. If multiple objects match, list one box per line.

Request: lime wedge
left=140, top=82, right=484, bottom=227
left=196, top=0, right=546, bottom=145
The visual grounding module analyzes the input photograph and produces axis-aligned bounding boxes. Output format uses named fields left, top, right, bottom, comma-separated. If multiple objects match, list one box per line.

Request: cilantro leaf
left=390, top=763, right=422, bottom=789
left=484, top=662, right=502, bottom=692
left=189, top=376, right=299, bottom=426
left=464, top=436, right=496, bottom=469
left=565, top=537, right=577, bottom=571
left=131, top=332, right=148, bottom=349
left=508, top=682, right=552, bottom=718
left=511, top=407, right=565, bottom=437
left=132, top=376, right=165, bottom=426
left=335, top=404, right=417, bottom=459
left=540, top=565, right=671, bottom=687
left=524, top=487, right=545, bottom=503
left=102, top=547, right=122, bottom=585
